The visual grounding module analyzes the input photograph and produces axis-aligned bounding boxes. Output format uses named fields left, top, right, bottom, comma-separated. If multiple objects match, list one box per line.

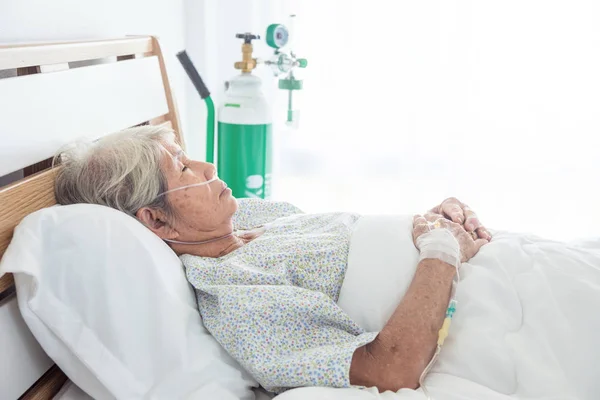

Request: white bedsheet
left=277, top=215, right=600, bottom=400
left=52, top=215, right=600, bottom=400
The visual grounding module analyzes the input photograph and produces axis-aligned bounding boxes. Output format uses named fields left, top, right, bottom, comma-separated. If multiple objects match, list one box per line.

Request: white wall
left=0, top=0, right=187, bottom=142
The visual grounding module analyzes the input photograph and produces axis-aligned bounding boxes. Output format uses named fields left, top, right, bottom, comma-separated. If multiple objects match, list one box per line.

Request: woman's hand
left=429, top=197, right=492, bottom=241
left=413, top=212, right=489, bottom=263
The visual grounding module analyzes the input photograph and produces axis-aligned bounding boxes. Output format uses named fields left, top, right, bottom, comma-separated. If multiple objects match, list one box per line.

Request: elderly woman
left=54, top=125, right=490, bottom=393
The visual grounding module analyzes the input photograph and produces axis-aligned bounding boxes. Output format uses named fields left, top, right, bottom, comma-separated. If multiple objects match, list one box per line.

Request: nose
left=193, top=161, right=217, bottom=180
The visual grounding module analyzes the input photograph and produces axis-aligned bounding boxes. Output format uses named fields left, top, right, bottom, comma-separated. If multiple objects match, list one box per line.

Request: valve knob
left=235, top=33, right=260, bottom=44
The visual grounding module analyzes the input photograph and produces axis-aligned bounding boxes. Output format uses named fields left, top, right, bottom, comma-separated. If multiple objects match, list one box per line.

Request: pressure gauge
left=266, top=24, right=289, bottom=49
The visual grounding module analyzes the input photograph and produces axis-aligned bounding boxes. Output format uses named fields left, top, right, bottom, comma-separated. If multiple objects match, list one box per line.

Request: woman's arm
left=350, top=214, right=488, bottom=391
left=350, top=258, right=455, bottom=391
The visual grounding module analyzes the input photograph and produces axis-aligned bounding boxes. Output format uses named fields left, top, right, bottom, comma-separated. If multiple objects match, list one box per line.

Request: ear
left=136, top=206, right=178, bottom=240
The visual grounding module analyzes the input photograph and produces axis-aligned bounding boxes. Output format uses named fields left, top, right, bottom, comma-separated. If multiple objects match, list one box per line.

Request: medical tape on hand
left=417, top=228, right=461, bottom=270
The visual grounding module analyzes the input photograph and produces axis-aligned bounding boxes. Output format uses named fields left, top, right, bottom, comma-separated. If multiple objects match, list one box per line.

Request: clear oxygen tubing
left=155, top=176, right=219, bottom=197
left=163, top=233, right=234, bottom=246
left=154, top=177, right=235, bottom=246
left=418, top=266, right=460, bottom=400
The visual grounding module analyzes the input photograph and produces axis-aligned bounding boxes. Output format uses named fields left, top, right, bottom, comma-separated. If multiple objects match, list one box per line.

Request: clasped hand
left=413, top=198, right=491, bottom=263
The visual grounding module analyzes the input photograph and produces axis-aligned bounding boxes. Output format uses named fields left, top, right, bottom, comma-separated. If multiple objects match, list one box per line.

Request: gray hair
left=54, top=125, right=176, bottom=218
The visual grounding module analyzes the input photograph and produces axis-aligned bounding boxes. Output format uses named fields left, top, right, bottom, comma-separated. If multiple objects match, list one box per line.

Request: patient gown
left=181, top=198, right=378, bottom=393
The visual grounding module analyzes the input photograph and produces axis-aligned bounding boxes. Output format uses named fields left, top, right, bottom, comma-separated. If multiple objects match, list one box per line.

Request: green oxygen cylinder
left=218, top=72, right=272, bottom=199
left=217, top=31, right=273, bottom=199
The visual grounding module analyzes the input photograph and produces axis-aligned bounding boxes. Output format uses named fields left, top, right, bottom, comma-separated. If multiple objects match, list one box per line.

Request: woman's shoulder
left=236, top=198, right=303, bottom=214
left=179, top=253, right=219, bottom=268
left=233, top=198, right=304, bottom=229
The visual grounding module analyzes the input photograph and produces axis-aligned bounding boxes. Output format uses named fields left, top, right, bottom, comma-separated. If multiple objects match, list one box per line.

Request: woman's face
left=156, top=138, right=237, bottom=241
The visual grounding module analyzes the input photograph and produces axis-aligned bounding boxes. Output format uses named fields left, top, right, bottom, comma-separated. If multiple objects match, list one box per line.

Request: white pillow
left=53, top=381, right=93, bottom=400
left=0, top=204, right=257, bottom=400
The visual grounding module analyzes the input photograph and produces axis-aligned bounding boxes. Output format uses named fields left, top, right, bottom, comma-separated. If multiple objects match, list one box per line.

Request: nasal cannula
left=155, top=176, right=220, bottom=197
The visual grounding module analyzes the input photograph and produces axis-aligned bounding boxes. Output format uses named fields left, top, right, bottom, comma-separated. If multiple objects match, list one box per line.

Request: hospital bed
left=2, top=36, right=600, bottom=400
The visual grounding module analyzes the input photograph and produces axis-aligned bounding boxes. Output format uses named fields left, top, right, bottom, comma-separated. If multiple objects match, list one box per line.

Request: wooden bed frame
left=0, top=36, right=184, bottom=399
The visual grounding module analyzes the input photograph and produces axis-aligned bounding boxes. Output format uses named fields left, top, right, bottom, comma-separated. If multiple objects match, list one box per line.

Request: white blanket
left=276, top=215, right=600, bottom=400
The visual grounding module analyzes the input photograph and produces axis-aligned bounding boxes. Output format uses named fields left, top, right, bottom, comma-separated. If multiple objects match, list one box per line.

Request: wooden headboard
left=0, top=36, right=184, bottom=399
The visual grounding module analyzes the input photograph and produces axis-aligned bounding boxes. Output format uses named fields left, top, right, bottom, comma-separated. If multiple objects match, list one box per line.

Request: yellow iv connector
left=437, top=300, right=457, bottom=346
